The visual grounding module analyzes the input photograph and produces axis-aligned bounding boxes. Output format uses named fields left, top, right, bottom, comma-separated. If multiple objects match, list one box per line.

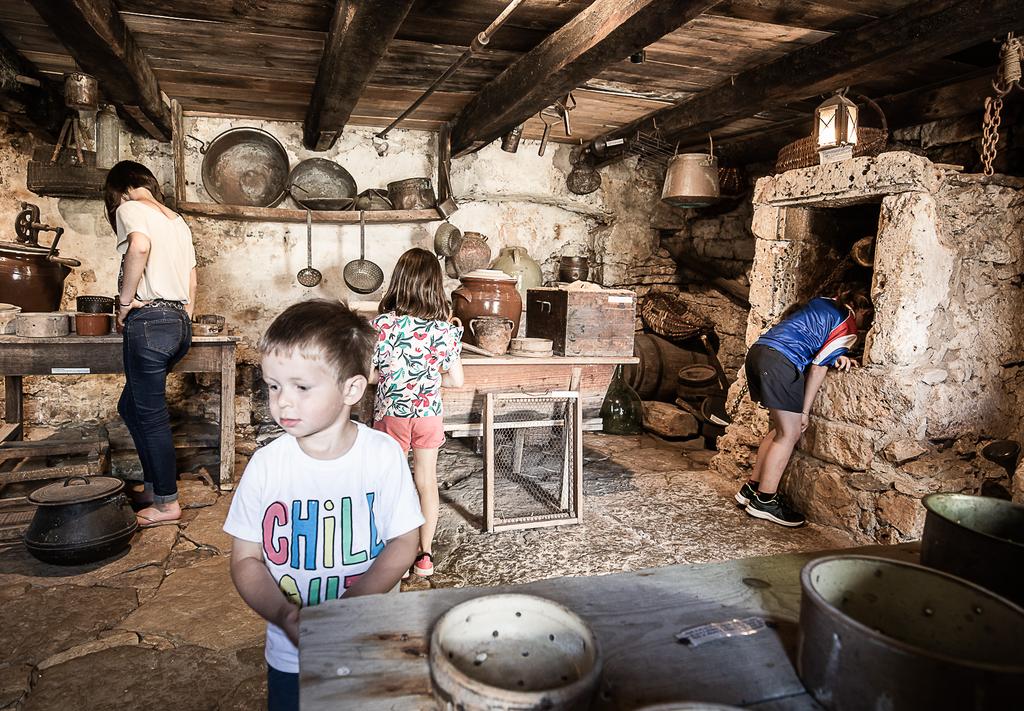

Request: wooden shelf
left=178, top=202, right=442, bottom=224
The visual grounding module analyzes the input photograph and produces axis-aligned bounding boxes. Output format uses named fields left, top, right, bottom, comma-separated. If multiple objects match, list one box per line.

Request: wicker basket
left=775, top=95, right=889, bottom=173
left=640, top=292, right=711, bottom=341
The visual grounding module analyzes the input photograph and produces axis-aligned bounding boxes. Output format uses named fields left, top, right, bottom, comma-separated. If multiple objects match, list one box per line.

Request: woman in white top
left=103, top=161, right=197, bottom=527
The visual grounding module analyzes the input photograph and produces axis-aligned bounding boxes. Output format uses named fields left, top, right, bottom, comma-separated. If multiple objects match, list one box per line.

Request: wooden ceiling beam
left=304, top=0, right=417, bottom=151
left=448, top=0, right=720, bottom=157
left=26, top=0, right=171, bottom=140
left=595, top=0, right=1022, bottom=155
left=0, top=33, right=63, bottom=141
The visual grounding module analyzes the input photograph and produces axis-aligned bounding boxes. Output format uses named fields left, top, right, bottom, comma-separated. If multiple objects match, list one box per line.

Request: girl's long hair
left=103, top=160, right=164, bottom=231
left=378, top=247, right=450, bottom=321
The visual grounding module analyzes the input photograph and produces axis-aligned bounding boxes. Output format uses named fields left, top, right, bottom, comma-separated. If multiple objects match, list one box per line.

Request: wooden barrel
left=624, top=333, right=710, bottom=402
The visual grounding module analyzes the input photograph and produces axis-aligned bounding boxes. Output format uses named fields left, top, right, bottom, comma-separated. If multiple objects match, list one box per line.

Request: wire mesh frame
left=484, top=391, right=584, bottom=533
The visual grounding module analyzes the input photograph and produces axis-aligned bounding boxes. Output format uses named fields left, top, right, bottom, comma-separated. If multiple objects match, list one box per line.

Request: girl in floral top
left=369, top=248, right=464, bottom=577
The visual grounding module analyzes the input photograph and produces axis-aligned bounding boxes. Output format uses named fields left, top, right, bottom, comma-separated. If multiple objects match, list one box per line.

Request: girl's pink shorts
left=373, top=415, right=445, bottom=452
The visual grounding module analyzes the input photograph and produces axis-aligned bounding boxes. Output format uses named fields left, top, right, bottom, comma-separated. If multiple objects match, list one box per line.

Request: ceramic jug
left=490, top=246, right=542, bottom=302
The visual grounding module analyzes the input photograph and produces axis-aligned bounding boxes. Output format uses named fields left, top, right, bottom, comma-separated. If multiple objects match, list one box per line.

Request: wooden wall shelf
left=177, top=202, right=441, bottom=224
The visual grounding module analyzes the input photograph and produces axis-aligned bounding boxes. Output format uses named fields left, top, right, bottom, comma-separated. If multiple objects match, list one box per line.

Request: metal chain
left=981, top=95, right=1003, bottom=176
left=980, top=34, right=1021, bottom=176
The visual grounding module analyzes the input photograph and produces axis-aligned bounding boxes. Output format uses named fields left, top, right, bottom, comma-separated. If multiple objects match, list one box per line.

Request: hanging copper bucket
left=661, top=137, right=719, bottom=208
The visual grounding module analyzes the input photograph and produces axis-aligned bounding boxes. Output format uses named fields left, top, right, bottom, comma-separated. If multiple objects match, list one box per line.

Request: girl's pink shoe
left=413, top=552, right=434, bottom=577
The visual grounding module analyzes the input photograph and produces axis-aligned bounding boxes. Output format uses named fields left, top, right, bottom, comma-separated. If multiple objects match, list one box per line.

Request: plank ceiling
left=0, top=0, right=1010, bottom=160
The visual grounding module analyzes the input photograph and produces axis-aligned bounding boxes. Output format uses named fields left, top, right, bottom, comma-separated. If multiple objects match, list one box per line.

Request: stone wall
left=0, top=115, right=652, bottom=439
left=713, top=152, right=1024, bottom=542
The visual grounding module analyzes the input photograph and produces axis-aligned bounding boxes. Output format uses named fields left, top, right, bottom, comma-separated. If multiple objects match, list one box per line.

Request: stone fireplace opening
left=714, top=153, right=1024, bottom=543
left=787, top=201, right=881, bottom=362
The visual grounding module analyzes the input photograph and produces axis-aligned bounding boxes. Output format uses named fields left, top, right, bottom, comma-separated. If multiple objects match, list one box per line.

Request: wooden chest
left=525, top=287, right=636, bottom=356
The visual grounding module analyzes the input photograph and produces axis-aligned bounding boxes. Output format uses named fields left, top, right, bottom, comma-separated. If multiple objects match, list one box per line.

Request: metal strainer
left=297, top=209, right=322, bottom=287
left=343, top=211, right=384, bottom=294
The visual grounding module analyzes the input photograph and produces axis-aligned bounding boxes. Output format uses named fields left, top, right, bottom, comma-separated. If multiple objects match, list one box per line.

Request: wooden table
left=442, top=354, right=639, bottom=436
left=300, top=544, right=919, bottom=710
left=0, top=334, right=238, bottom=487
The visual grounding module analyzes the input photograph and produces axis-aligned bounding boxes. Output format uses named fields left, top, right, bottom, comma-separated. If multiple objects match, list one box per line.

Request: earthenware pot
left=450, top=232, right=491, bottom=278
left=452, top=269, right=522, bottom=342
left=25, top=476, right=138, bottom=565
left=75, top=312, right=112, bottom=336
left=0, top=242, right=78, bottom=312
left=469, top=316, right=514, bottom=355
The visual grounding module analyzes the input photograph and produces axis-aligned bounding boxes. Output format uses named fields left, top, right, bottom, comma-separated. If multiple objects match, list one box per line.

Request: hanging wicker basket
left=775, top=95, right=889, bottom=174
left=640, top=292, right=712, bottom=341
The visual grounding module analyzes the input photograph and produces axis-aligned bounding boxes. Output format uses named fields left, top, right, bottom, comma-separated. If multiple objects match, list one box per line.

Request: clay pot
left=452, top=269, right=523, bottom=342
left=450, top=232, right=491, bottom=277
left=0, top=243, right=77, bottom=312
left=469, top=316, right=514, bottom=355
left=75, top=312, right=112, bottom=336
left=559, top=255, right=589, bottom=283
left=490, top=246, right=542, bottom=302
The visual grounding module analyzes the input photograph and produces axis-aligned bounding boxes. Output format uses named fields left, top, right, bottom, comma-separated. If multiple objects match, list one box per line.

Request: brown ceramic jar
left=451, top=269, right=523, bottom=342
left=0, top=242, right=77, bottom=312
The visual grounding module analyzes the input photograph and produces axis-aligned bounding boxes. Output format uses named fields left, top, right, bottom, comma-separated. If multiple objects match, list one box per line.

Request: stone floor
left=0, top=433, right=855, bottom=710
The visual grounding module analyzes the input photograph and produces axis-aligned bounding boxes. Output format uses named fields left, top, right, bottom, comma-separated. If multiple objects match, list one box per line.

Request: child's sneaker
left=413, top=552, right=434, bottom=577
left=746, top=492, right=806, bottom=527
left=734, top=481, right=758, bottom=507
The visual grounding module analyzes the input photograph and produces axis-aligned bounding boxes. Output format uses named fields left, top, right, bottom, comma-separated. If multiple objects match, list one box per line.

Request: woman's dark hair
left=834, top=282, right=872, bottom=313
left=103, top=160, right=164, bottom=231
left=377, top=247, right=449, bottom=321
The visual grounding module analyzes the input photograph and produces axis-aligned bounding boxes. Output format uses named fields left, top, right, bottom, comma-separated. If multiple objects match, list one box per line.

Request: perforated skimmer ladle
left=344, top=211, right=384, bottom=294
left=296, top=209, right=322, bottom=287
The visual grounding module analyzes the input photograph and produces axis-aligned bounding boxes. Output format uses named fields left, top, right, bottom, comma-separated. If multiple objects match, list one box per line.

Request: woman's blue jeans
left=118, top=306, right=191, bottom=503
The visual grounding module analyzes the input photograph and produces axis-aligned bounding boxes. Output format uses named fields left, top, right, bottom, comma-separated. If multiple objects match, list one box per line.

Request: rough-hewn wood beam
left=0, top=34, right=63, bottom=141
left=449, top=0, right=720, bottom=157
left=304, top=0, right=416, bottom=151
left=27, top=0, right=171, bottom=140
left=598, top=0, right=1022, bottom=154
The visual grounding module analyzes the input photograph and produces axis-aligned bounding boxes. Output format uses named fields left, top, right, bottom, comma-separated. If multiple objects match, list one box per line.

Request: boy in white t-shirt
left=224, top=299, right=424, bottom=711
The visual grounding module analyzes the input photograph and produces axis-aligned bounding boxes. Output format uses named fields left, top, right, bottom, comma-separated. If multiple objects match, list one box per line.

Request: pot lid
left=29, top=476, right=125, bottom=505
left=460, top=269, right=516, bottom=282
left=0, top=240, right=51, bottom=256
left=0, top=303, right=20, bottom=314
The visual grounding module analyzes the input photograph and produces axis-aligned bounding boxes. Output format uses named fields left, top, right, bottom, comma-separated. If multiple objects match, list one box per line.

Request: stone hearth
left=713, top=152, right=1024, bottom=543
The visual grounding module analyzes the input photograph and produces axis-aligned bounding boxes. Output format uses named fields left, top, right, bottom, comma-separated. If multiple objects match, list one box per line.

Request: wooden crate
left=525, top=287, right=636, bottom=357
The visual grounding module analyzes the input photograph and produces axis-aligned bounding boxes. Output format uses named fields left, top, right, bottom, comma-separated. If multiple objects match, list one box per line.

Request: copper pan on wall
left=200, top=127, right=289, bottom=207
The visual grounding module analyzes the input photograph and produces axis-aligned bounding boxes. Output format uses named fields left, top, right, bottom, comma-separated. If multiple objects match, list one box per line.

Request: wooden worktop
left=300, top=544, right=919, bottom=710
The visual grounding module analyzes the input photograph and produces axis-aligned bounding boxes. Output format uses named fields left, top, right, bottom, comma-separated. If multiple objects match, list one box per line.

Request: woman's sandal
left=136, top=507, right=181, bottom=528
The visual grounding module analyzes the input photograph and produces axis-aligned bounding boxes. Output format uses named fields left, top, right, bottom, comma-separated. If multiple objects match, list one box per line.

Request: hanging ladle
left=296, top=209, right=322, bottom=287
left=343, top=211, right=384, bottom=294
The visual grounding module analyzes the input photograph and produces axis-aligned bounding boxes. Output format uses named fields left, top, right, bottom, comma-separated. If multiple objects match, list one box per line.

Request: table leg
left=218, top=345, right=236, bottom=488
left=3, top=375, right=23, bottom=441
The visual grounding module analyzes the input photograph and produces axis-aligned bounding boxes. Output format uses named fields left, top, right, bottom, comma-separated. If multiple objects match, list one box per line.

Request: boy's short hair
left=258, top=299, right=374, bottom=381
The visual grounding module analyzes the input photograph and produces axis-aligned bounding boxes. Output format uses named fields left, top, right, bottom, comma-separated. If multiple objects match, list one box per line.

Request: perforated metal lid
left=29, top=476, right=124, bottom=505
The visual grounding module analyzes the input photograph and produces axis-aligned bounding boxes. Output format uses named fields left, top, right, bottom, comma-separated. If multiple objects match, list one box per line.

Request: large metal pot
left=921, top=493, right=1024, bottom=607
left=798, top=555, right=1024, bottom=710
left=387, top=177, right=435, bottom=210
left=201, top=127, right=290, bottom=207
left=24, top=476, right=138, bottom=565
left=0, top=241, right=79, bottom=312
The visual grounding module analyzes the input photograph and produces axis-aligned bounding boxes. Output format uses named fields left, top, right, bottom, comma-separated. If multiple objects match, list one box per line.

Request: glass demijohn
left=600, top=364, right=644, bottom=435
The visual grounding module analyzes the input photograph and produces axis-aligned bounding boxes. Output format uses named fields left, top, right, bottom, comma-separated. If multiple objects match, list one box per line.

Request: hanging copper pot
left=661, top=136, right=719, bottom=208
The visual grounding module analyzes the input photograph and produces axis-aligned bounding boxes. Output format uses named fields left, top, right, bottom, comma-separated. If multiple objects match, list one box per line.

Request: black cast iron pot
left=24, top=476, right=138, bottom=565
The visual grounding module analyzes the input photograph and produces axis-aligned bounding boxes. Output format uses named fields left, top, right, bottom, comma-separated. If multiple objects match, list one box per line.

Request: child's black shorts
left=745, top=344, right=804, bottom=413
